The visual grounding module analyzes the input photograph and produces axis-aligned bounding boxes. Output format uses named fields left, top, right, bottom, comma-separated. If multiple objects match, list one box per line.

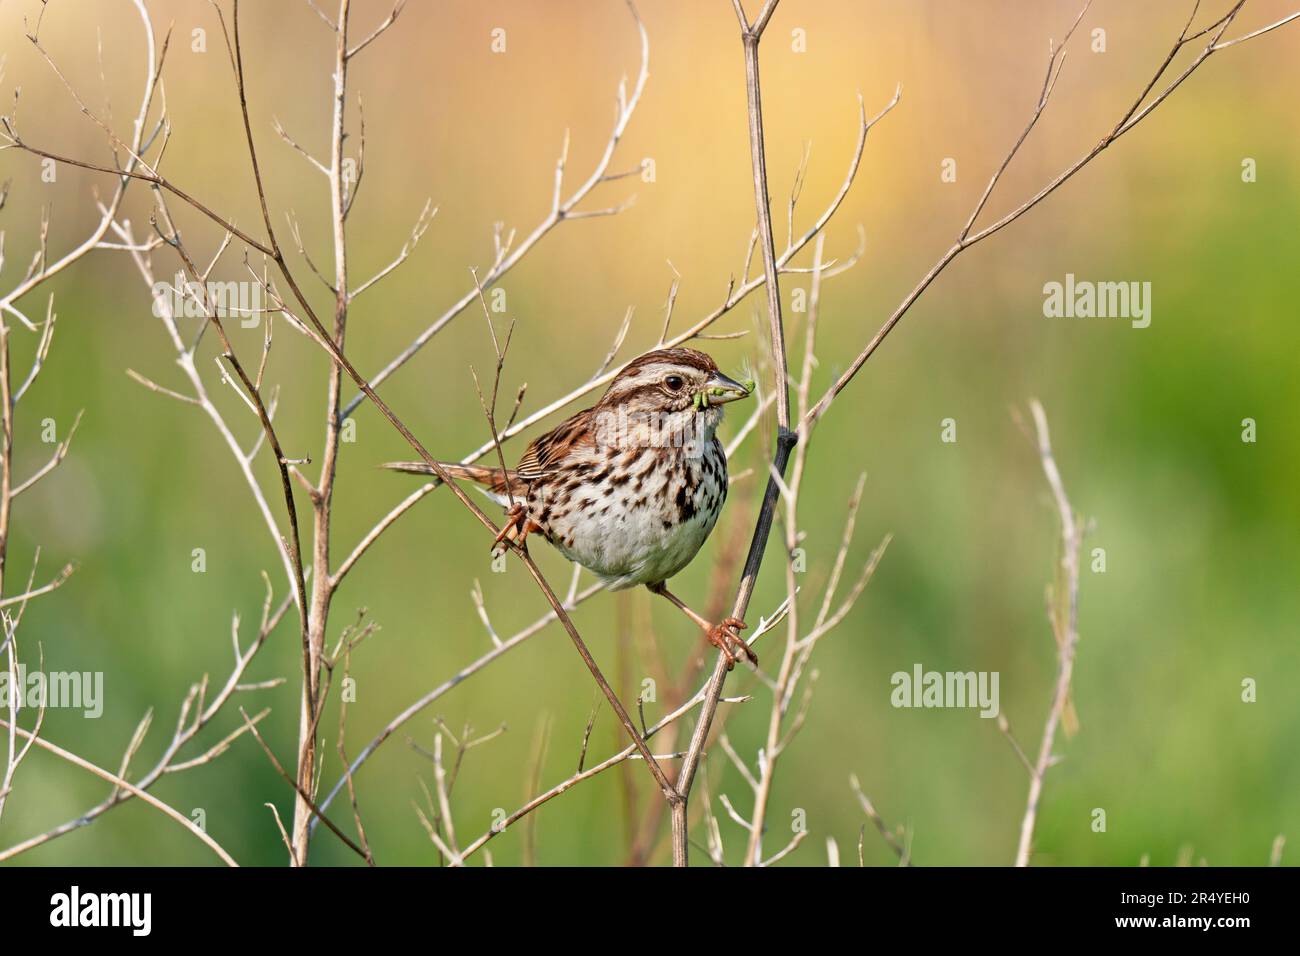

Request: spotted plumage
left=384, top=347, right=758, bottom=668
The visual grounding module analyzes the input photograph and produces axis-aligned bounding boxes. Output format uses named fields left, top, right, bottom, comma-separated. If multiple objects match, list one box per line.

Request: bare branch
left=348, top=199, right=435, bottom=300
left=850, top=773, right=912, bottom=866
left=808, top=1, right=1292, bottom=423
left=338, top=0, right=651, bottom=419
left=1013, top=400, right=1085, bottom=867
left=12, top=409, right=83, bottom=496
left=346, top=0, right=407, bottom=59
left=0, top=562, right=75, bottom=609
left=0, top=716, right=238, bottom=866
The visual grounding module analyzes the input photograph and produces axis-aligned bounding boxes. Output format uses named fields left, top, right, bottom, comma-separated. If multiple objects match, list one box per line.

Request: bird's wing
left=516, top=407, right=596, bottom=481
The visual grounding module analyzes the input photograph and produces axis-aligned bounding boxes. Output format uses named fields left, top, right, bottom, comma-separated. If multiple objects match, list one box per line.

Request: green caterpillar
left=693, top=378, right=756, bottom=409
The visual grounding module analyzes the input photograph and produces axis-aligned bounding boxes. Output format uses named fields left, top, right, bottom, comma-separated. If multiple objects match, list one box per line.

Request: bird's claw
left=706, top=617, right=755, bottom=670
left=491, top=503, right=532, bottom=557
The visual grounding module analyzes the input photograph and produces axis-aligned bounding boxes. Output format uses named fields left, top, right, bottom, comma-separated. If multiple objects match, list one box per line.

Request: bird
left=384, top=347, right=758, bottom=669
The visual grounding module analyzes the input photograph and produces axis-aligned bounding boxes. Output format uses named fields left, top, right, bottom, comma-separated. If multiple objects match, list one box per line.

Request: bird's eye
left=664, top=375, right=684, bottom=392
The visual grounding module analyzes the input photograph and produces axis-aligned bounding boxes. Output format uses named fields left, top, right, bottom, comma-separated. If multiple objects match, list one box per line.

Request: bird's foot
left=491, top=503, right=534, bottom=557
left=706, top=617, right=755, bottom=671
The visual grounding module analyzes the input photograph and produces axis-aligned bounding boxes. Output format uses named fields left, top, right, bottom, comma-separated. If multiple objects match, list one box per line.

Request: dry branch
left=1012, top=400, right=1085, bottom=867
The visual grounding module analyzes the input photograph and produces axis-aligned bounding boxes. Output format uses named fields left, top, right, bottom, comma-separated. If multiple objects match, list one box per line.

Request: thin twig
left=1013, top=400, right=1084, bottom=867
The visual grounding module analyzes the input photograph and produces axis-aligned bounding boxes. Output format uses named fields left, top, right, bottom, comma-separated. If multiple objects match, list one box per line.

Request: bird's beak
left=697, top=370, right=754, bottom=407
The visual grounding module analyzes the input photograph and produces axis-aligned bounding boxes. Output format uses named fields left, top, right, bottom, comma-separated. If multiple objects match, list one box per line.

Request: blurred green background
left=0, top=0, right=1296, bottom=866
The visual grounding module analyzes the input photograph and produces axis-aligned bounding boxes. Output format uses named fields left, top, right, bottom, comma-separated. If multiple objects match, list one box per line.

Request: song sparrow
left=385, top=347, right=758, bottom=668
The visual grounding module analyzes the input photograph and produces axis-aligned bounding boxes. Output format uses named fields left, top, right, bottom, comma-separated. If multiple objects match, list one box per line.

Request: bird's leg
left=491, top=503, right=540, bottom=557
left=646, top=582, right=756, bottom=670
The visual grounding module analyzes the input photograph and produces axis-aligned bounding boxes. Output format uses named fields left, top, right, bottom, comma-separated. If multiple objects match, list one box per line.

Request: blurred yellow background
left=0, top=0, right=1296, bottom=865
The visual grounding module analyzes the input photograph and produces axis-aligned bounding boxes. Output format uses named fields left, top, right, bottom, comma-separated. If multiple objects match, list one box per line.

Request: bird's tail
left=381, top=460, right=518, bottom=507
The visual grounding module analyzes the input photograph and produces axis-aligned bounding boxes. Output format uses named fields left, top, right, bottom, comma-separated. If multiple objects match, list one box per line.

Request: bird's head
left=594, top=348, right=753, bottom=451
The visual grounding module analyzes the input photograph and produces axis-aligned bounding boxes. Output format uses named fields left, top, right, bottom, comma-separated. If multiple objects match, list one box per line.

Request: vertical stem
left=0, top=322, right=13, bottom=823
left=740, top=237, right=823, bottom=866
left=1014, top=401, right=1083, bottom=866
left=290, top=0, right=350, bottom=867
left=741, top=35, right=791, bottom=431
left=0, top=323, right=11, bottom=595
left=671, top=3, right=794, bottom=867
left=742, top=522, right=799, bottom=866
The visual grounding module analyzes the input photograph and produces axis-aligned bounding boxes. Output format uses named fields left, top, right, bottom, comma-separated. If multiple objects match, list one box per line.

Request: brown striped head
left=597, top=348, right=752, bottom=416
